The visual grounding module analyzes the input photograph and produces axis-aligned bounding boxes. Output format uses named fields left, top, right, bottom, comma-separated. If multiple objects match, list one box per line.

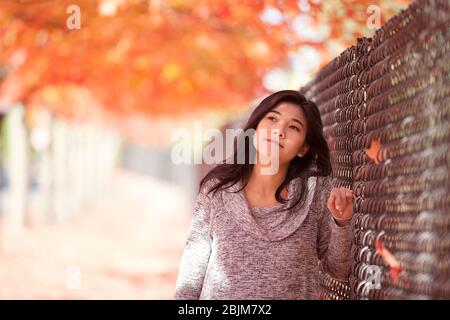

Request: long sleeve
left=316, top=176, right=353, bottom=282
left=174, top=180, right=214, bottom=300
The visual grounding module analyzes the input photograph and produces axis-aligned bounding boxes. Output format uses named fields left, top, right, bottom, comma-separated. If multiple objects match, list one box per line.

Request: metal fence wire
left=300, top=0, right=450, bottom=300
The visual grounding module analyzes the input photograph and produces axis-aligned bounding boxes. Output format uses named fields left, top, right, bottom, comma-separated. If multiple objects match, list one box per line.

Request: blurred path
left=0, top=170, right=192, bottom=299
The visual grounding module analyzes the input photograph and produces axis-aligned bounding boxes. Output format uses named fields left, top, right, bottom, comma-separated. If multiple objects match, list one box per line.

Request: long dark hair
left=200, top=90, right=332, bottom=211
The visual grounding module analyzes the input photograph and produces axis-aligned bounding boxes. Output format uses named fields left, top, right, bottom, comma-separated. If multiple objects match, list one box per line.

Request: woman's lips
left=265, top=138, right=284, bottom=148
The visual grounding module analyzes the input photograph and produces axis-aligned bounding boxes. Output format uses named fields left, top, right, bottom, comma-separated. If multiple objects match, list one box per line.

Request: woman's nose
left=273, top=128, right=285, bottom=139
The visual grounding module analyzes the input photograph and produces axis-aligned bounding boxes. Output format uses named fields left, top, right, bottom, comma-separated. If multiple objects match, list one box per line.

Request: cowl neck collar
left=221, top=175, right=318, bottom=241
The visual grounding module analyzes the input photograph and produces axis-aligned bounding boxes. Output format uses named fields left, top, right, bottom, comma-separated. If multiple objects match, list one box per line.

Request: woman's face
left=253, top=102, right=310, bottom=166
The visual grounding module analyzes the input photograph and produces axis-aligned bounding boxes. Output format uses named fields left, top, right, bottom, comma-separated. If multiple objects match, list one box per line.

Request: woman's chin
left=255, top=150, right=281, bottom=163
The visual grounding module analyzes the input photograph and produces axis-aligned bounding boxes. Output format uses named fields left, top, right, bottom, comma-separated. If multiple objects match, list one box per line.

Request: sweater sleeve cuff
left=329, top=215, right=351, bottom=239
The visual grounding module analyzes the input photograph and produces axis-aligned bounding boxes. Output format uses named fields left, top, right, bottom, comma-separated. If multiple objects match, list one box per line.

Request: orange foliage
left=366, top=139, right=382, bottom=164
left=0, top=0, right=412, bottom=128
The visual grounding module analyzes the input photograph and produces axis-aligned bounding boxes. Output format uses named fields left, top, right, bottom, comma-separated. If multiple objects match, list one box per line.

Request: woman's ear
left=297, top=144, right=310, bottom=157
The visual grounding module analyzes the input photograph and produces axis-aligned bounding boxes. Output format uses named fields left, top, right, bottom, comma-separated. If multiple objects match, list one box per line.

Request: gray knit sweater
left=174, top=174, right=353, bottom=300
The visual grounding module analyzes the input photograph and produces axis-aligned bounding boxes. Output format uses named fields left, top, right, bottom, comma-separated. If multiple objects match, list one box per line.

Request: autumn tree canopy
left=0, top=0, right=411, bottom=141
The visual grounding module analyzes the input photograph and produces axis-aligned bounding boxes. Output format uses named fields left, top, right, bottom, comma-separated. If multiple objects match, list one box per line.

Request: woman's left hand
left=327, top=187, right=354, bottom=226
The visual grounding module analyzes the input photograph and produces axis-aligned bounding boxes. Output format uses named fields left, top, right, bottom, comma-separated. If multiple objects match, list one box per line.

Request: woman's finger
left=342, top=190, right=349, bottom=211
left=335, top=190, right=343, bottom=213
left=346, top=193, right=353, bottom=207
left=327, top=190, right=336, bottom=212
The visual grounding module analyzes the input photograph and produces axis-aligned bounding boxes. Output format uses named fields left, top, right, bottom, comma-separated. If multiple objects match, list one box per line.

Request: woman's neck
left=244, top=161, right=289, bottom=197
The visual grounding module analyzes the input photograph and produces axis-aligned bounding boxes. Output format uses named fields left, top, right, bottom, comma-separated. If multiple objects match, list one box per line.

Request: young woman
left=175, top=90, right=354, bottom=300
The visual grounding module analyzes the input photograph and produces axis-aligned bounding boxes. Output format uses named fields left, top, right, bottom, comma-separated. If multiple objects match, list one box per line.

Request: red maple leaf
left=376, top=239, right=402, bottom=281
left=366, top=139, right=382, bottom=164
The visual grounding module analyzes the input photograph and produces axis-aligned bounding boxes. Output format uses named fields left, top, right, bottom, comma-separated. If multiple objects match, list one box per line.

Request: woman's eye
left=267, top=116, right=277, bottom=122
left=289, top=125, right=300, bottom=131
